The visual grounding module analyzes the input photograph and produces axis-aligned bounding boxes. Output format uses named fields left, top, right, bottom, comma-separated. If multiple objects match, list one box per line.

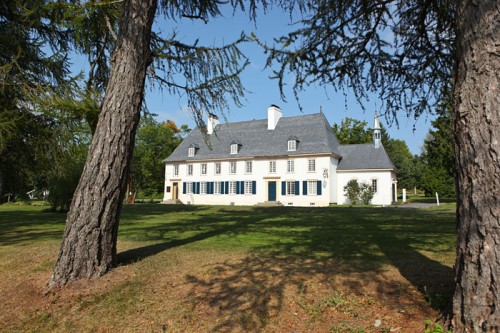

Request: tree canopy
left=332, top=117, right=372, bottom=144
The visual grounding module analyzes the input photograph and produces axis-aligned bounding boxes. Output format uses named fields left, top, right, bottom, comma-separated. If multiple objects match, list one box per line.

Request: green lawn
left=0, top=203, right=456, bottom=332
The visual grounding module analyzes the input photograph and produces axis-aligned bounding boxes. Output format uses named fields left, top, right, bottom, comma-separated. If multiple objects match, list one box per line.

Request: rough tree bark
left=452, top=0, right=500, bottom=331
left=48, top=0, right=157, bottom=288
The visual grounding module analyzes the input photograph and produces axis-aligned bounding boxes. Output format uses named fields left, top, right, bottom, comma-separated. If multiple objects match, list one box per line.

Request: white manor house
left=162, top=105, right=397, bottom=206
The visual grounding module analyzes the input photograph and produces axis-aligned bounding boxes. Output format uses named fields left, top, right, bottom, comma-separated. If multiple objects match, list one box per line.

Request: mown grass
left=0, top=203, right=456, bottom=332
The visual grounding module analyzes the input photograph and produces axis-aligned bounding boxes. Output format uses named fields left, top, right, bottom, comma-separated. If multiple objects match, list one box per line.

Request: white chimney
left=268, top=105, right=282, bottom=130
left=207, top=113, right=219, bottom=135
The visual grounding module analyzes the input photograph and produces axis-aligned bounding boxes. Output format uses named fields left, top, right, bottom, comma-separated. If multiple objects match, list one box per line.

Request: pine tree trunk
left=0, top=172, right=4, bottom=203
left=48, top=0, right=157, bottom=288
left=452, top=0, right=500, bottom=331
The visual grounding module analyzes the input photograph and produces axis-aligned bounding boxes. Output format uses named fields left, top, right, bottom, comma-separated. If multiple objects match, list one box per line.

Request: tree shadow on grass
left=365, top=208, right=455, bottom=313
left=0, top=208, right=65, bottom=244
left=115, top=205, right=455, bottom=331
left=117, top=207, right=268, bottom=265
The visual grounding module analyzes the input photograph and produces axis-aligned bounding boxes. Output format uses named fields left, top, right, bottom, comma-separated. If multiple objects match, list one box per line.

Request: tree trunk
left=48, top=0, right=157, bottom=288
left=0, top=172, right=4, bottom=203
left=452, top=0, right=500, bottom=331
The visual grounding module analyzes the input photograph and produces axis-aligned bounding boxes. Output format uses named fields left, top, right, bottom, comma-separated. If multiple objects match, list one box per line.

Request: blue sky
left=139, top=6, right=435, bottom=155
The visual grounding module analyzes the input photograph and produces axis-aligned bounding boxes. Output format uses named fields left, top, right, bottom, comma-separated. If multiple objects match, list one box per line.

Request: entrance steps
left=255, top=201, right=283, bottom=207
left=160, top=199, right=183, bottom=205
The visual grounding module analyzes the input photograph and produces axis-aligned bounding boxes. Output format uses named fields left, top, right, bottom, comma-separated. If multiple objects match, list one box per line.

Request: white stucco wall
left=336, top=170, right=395, bottom=205
left=163, top=155, right=336, bottom=207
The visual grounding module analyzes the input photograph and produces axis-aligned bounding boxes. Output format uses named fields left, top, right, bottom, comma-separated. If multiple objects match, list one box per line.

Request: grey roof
left=164, top=112, right=342, bottom=162
left=337, top=144, right=395, bottom=170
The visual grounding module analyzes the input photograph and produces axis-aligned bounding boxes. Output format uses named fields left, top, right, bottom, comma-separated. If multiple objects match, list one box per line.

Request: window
left=230, top=162, right=237, bottom=174
left=244, top=181, right=253, bottom=194
left=188, top=147, right=195, bottom=157
left=308, top=159, right=316, bottom=172
left=229, top=181, right=237, bottom=194
left=286, top=181, right=295, bottom=195
left=200, top=182, right=207, bottom=194
left=201, top=163, right=207, bottom=175
left=307, top=180, right=317, bottom=195
left=245, top=161, right=252, bottom=174
left=269, top=161, right=276, bottom=173
left=215, top=162, right=221, bottom=175
left=230, top=143, right=238, bottom=154
left=288, top=140, right=296, bottom=151
left=174, top=164, right=179, bottom=176
left=186, top=182, right=193, bottom=194
left=372, top=179, right=378, bottom=193
left=214, top=181, right=221, bottom=194
left=187, top=164, right=193, bottom=176
left=287, top=160, right=294, bottom=173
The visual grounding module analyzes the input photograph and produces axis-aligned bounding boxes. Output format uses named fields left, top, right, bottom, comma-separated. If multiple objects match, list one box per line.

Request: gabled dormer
left=188, top=143, right=199, bottom=157
left=230, top=140, right=242, bottom=154
left=287, top=136, right=299, bottom=151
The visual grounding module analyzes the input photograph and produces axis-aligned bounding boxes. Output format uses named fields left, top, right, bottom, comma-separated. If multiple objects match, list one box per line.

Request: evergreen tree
left=49, top=0, right=267, bottom=288
left=130, top=116, right=186, bottom=198
left=257, top=0, right=499, bottom=329
left=332, top=117, right=371, bottom=144
left=421, top=98, right=455, bottom=197
left=0, top=0, right=71, bottom=201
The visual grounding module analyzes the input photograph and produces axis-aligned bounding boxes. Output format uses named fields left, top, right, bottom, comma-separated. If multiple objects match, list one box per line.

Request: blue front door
left=268, top=181, right=276, bottom=201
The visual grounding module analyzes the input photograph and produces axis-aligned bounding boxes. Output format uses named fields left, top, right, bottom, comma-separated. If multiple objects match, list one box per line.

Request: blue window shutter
left=208, top=182, right=212, bottom=194
left=252, top=181, right=256, bottom=194
left=220, top=181, right=225, bottom=194
left=183, top=182, right=186, bottom=194
left=225, top=181, right=229, bottom=194
left=240, top=181, right=244, bottom=194
left=281, top=181, right=286, bottom=195
left=295, top=181, right=300, bottom=195
left=317, top=180, right=322, bottom=195
left=196, top=182, right=200, bottom=194
left=303, top=181, right=307, bottom=195
left=236, top=181, right=240, bottom=194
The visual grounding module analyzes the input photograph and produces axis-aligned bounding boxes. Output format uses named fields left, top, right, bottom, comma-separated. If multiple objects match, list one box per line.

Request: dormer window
left=230, top=141, right=241, bottom=154
left=287, top=136, right=299, bottom=151
left=188, top=143, right=199, bottom=157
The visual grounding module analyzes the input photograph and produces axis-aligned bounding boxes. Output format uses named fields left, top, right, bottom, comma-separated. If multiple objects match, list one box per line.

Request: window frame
left=187, top=164, right=193, bottom=176
left=287, top=140, right=296, bottom=151
left=188, top=147, right=195, bottom=157
left=230, top=161, right=237, bottom=174
left=269, top=161, right=276, bottom=173
left=215, top=162, right=221, bottom=175
left=307, top=180, right=317, bottom=195
left=230, top=143, right=238, bottom=154
left=245, top=161, right=252, bottom=174
left=173, top=164, right=179, bottom=176
left=200, top=182, right=207, bottom=194
left=308, top=159, right=316, bottom=172
left=201, top=163, right=207, bottom=175
left=287, top=160, right=294, bottom=173
left=244, top=180, right=253, bottom=194
left=186, top=181, right=193, bottom=194
left=229, top=181, right=237, bottom=195
left=372, top=179, right=378, bottom=193
left=214, top=181, right=221, bottom=194
left=286, top=180, right=296, bottom=195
